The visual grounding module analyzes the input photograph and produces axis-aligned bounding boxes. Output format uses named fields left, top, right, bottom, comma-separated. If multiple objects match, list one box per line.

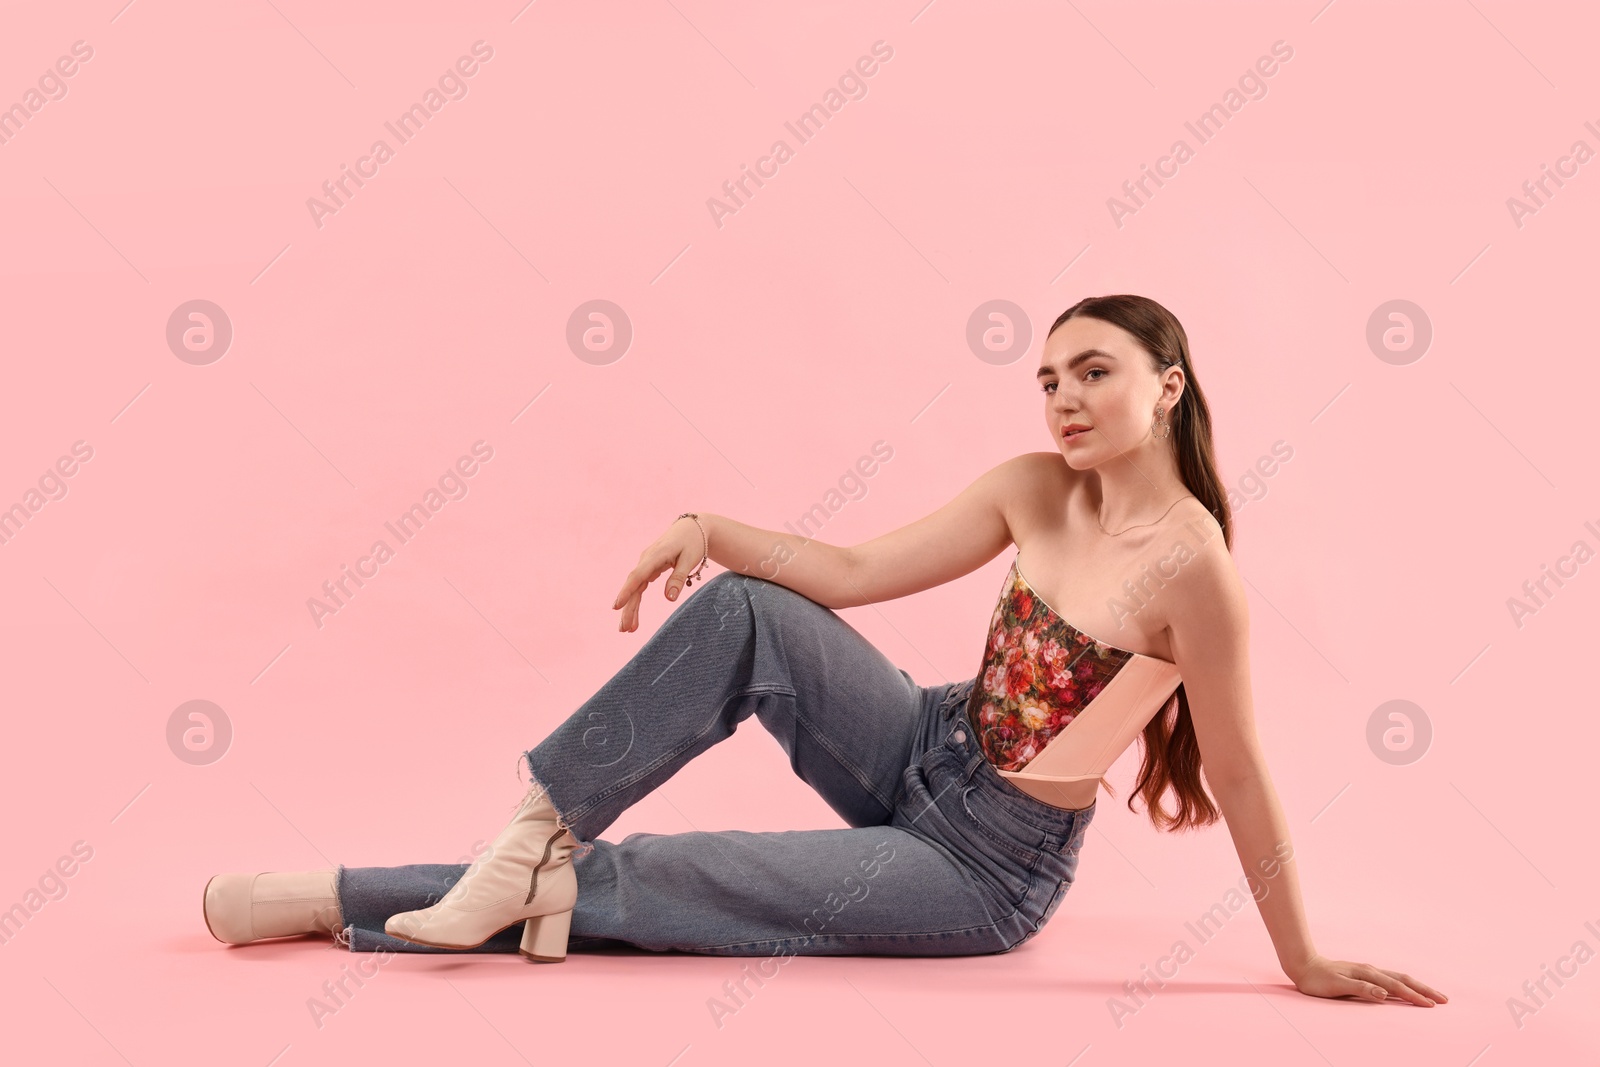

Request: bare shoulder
left=997, top=451, right=1070, bottom=488
left=1003, top=451, right=1076, bottom=521
left=963, top=452, right=1067, bottom=532
left=1016, top=450, right=1074, bottom=486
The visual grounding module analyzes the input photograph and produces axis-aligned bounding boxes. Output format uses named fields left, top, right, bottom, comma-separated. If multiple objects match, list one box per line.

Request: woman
left=203, top=294, right=1445, bottom=1006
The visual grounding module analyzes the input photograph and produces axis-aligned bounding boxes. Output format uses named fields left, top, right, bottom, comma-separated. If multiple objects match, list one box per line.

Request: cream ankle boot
left=204, top=868, right=342, bottom=945
left=384, top=780, right=580, bottom=962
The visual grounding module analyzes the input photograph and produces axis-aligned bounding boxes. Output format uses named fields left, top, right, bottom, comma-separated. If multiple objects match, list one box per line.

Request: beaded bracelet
left=676, top=512, right=710, bottom=588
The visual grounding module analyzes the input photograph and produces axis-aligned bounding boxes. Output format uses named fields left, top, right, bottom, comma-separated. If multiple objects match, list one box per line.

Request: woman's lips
left=1062, top=426, right=1091, bottom=440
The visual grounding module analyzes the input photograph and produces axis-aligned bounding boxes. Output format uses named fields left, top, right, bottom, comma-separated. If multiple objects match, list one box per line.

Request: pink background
left=2, top=0, right=1596, bottom=1063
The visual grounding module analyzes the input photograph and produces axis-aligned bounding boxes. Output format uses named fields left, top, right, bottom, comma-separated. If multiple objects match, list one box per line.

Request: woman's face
left=1038, top=315, right=1183, bottom=469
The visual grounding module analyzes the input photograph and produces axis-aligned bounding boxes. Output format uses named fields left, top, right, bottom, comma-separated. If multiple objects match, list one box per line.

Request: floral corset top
left=964, top=552, right=1183, bottom=786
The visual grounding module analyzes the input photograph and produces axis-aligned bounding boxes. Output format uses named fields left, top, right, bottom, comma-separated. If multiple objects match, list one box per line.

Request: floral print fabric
left=964, top=557, right=1134, bottom=772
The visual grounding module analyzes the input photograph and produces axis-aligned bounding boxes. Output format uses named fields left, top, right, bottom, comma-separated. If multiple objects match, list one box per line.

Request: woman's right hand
left=611, top=516, right=708, bottom=632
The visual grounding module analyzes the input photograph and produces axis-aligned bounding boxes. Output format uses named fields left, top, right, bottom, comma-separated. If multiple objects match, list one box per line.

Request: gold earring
left=1152, top=405, right=1171, bottom=440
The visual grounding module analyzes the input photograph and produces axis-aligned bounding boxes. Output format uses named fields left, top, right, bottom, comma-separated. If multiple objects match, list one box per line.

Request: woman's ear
left=1161, top=365, right=1186, bottom=411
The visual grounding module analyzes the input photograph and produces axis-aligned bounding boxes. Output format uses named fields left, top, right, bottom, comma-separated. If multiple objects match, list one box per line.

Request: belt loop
left=942, top=677, right=973, bottom=720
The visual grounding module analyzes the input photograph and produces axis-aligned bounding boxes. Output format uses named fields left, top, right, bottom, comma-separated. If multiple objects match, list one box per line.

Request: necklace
left=1097, top=494, right=1189, bottom=537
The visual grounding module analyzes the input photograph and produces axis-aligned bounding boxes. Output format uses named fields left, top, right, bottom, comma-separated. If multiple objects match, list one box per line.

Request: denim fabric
left=337, top=570, right=1094, bottom=957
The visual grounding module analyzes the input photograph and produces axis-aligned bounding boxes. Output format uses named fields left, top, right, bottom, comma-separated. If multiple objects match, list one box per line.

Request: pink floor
left=9, top=693, right=1598, bottom=1064
left=3, top=1, right=1598, bottom=1063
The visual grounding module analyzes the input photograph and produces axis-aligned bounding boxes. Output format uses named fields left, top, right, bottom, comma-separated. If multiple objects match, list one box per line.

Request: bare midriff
left=1004, top=776, right=1099, bottom=812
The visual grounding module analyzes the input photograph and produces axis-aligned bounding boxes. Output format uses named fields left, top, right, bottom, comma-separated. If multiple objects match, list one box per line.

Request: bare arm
left=698, top=454, right=1036, bottom=609
left=696, top=512, right=856, bottom=607
left=1164, top=544, right=1315, bottom=976
left=833, top=453, right=1038, bottom=606
left=613, top=455, right=1040, bottom=629
left=1168, top=540, right=1447, bottom=1006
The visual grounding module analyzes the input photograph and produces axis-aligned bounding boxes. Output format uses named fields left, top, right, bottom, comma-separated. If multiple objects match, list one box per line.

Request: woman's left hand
left=1288, top=954, right=1448, bottom=1006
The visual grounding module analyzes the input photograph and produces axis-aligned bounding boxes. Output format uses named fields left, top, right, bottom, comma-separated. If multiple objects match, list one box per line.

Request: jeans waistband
left=936, top=677, right=1088, bottom=838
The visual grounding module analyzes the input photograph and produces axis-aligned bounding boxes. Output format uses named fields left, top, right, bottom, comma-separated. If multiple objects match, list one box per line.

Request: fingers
left=1334, top=973, right=1389, bottom=1002
left=1317, top=963, right=1394, bottom=1004
left=1297, top=960, right=1447, bottom=1007
left=613, top=563, right=645, bottom=612
left=612, top=542, right=699, bottom=631
left=1360, top=966, right=1438, bottom=1007
left=612, top=559, right=672, bottom=632
left=618, top=588, right=641, bottom=632
left=612, top=563, right=648, bottom=632
left=1377, top=968, right=1447, bottom=1006
left=663, top=560, right=693, bottom=601
left=613, top=574, right=639, bottom=631
left=646, top=554, right=701, bottom=604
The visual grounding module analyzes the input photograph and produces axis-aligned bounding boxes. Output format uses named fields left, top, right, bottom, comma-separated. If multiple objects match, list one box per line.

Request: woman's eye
left=1040, top=382, right=1056, bottom=394
left=1084, top=368, right=1106, bottom=381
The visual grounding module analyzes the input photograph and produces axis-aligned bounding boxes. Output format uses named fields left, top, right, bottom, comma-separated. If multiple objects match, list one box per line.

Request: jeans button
left=953, top=729, right=966, bottom=743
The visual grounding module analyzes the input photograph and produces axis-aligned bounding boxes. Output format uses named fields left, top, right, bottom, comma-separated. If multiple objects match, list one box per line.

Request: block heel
left=520, top=909, right=572, bottom=962
left=384, top=780, right=581, bottom=952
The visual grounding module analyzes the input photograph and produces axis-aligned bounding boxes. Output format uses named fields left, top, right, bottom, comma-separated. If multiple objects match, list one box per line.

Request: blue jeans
left=336, top=570, right=1094, bottom=956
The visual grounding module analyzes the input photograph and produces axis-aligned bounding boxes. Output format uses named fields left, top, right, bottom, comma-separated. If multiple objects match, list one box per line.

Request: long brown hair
left=1048, top=295, right=1233, bottom=833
